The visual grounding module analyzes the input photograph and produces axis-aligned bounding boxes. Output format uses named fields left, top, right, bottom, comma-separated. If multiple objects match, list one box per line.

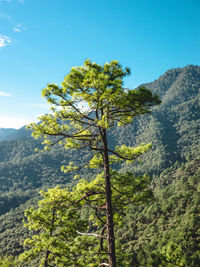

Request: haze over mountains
left=0, top=128, right=17, bottom=142
left=0, top=127, right=31, bottom=142
left=0, top=65, right=199, bottom=265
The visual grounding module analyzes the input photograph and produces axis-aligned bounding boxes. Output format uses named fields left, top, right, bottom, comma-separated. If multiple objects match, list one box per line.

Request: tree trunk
left=44, top=207, right=56, bottom=267
left=44, top=250, right=50, bottom=267
left=102, top=128, right=116, bottom=267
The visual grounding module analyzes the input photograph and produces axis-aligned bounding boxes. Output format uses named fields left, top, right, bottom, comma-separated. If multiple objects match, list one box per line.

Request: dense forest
left=0, top=64, right=199, bottom=266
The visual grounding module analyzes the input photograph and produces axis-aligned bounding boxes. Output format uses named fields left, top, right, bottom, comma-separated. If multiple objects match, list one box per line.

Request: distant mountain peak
left=0, top=126, right=31, bottom=142
left=143, top=64, right=200, bottom=100
left=0, top=128, right=17, bottom=141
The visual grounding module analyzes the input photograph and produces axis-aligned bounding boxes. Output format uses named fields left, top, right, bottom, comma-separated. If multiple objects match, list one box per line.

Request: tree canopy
left=26, top=59, right=161, bottom=266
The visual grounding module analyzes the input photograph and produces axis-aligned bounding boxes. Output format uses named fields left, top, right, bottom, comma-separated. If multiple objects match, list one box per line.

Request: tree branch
left=76, top=231, right=106, bottom=239
left=95, top=208, right=106, bottom=225
left=100, top=225, right=107, bottom=252
left=57, top=92, right=95, bottom=122
left=107, top=148, right=141, bottom=161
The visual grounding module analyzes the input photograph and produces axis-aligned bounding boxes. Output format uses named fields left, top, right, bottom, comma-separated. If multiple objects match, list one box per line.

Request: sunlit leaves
left=27, top=59, right=160, bottom=155
left=24, top=59, right=161, bottom=266
left=19, top=187, right=87, bottom=266
left=61, top=161, right=79, bottom=173
left=20, top=168, right=153, bottom=266
left=115, top=143, right=152, bottom=163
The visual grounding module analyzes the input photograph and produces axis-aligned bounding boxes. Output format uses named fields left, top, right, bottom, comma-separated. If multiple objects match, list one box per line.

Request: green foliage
left=27, top=60, right=160, bottom=168
left=19, top=169, right=153, bottom=266
left=117, top=156, right=200, bottom=266
left=0, top=64, right=199, bottom=264
left=0, top=254, right=20, bottom=267
left=19, top=187, right=87, bottom=266
left=24, top=59, right=160, bottom=265
left=112, top=64, right=200, bottom=175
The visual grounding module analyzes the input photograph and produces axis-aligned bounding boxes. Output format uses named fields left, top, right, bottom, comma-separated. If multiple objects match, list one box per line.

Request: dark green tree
left=28, top=59, right=161, bottom=266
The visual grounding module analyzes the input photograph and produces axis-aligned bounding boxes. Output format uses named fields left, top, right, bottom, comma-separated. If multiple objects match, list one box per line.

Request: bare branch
left=76, top=231, right=106, bottom=239
left=75, top=191, right=104, bottom=205
left=95, top=208, right=106, bottom=225
left=38, top=129, right=98, bottom=142
left=100, top=225, right=107, bottom=252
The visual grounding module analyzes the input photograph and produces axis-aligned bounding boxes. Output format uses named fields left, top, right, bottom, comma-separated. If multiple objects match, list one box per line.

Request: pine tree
left=28, top=59, right=161, bottom=266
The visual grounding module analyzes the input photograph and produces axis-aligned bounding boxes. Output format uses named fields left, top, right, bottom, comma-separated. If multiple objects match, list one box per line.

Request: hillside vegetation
left=0, top=65, right=199, bottom=265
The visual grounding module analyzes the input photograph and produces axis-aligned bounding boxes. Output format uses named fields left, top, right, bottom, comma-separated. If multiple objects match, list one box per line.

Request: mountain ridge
left=0, top=126, right=31, bottom=142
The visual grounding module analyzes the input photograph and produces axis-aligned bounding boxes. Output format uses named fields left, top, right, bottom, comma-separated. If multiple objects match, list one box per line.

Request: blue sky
left=0, top=0, right=199, bottom=128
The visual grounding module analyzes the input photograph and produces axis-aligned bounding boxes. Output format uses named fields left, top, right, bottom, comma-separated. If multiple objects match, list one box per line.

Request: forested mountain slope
left=0, top=126, right=31, bottom=142
left=0, top=128, right=17, bottom=141
left=117, top=156, right=200, bottom=266
left=0, top=65, right=199, bottom=259
left=112, top=64, right=200, bottom=175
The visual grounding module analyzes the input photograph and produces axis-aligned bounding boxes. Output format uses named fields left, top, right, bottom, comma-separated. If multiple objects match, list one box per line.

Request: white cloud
left=13, top=23, right=25, bottom=32
left=0, top=115, right=33, bottom=129
left=0, top=34, right=12, bottom=48
left=0, top=91, right=12, bottom=97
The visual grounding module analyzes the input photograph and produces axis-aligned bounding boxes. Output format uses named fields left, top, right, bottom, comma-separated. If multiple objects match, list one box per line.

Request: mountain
left=111, top=64, right=200, bottom=175
left=0, top=65, right=199, bottom=261
left=0, top=126, right=31, bottom=142
left=117, top=155, right=200, bottom=266
left=0, top=128, right=17, bottom=141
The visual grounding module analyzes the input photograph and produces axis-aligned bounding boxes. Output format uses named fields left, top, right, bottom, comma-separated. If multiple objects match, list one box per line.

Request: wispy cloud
left=0, top=90, right=12, bottom=96
left=0, top=34, right=12, bottom=48
left=13, top=23, right=25, bottom=32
